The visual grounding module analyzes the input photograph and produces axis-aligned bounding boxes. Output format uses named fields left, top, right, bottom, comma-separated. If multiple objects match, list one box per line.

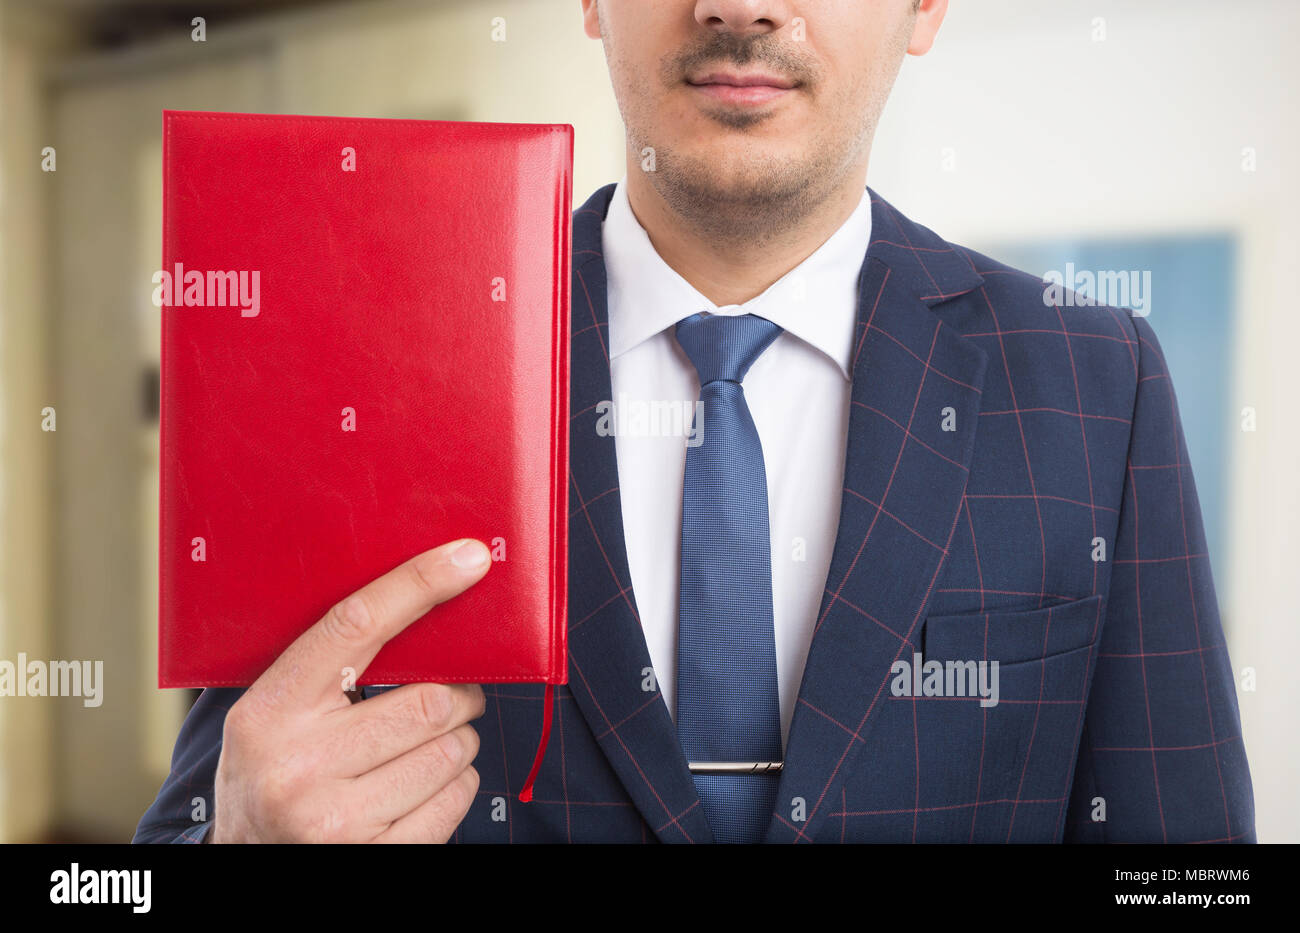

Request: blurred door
left=50, top=46, right=274, bottom=840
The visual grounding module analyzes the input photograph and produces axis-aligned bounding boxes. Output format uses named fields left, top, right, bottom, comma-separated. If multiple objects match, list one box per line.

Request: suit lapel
left=564, top=184, right=714, bottom=843
left=764, top=190, right=990, bottom=843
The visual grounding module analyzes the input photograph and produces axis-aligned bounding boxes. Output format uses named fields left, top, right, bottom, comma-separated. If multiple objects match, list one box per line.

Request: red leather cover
left=159, top=110, right=570, bottom=688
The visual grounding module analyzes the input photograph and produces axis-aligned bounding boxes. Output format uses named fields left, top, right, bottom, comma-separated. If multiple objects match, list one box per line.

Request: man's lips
left=685, top=70, right=798, bottom=106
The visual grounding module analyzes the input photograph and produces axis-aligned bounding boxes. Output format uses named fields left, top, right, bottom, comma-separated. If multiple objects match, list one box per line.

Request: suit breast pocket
left=912, top=593, right=1106, bottom=841
left=922, top=593, right=1106, bottom=666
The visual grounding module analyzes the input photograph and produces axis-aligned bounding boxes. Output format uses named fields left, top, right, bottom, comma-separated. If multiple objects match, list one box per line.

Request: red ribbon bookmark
left=518, top=682, right=555, bottom=803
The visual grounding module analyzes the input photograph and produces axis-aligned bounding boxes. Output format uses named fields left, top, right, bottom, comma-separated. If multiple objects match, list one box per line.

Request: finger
left=373, top=766, right=480, bottom=843
left=331, top=682, right=486, bottom=774
left=251, top=538, right=491, bottom=709
left=352, top=723, right=481, bottom=826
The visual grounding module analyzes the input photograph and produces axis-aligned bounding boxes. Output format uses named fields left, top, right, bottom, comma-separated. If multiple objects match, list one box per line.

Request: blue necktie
left=674, top=311, right=784, bottom=844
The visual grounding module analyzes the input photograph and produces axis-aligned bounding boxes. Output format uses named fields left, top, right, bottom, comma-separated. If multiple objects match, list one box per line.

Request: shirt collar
left=602, top=176, right=872, bottom=380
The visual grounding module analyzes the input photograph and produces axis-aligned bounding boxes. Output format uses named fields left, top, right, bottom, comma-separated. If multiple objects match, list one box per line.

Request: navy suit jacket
left=136, top=184, right=1254, bottom=844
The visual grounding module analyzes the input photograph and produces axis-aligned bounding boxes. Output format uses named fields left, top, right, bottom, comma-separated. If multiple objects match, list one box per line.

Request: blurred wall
left=0, top=0, right=70, bottom=844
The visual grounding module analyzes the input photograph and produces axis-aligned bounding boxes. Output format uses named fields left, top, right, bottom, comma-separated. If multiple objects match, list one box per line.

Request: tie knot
left=674, top=312, right=783, bottom=385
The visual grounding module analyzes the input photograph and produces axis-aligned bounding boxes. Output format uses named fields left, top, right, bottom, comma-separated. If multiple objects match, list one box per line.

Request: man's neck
left=622, top=163, right=869, bottom=308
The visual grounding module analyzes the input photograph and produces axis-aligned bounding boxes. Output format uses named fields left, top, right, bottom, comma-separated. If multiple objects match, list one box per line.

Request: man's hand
left=208, top=538, right=492, bottom=843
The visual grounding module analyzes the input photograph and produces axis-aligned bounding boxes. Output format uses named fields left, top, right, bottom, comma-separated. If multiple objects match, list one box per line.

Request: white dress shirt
left=601, top=177, right=872, bottom=748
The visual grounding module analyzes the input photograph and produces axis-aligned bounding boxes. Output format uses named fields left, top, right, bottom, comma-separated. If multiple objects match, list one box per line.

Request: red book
left=158, top=112, right=570, bottom=723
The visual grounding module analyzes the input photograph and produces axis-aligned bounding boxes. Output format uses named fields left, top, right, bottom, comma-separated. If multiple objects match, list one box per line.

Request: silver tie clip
left=687, top=761, right=784, bottom=775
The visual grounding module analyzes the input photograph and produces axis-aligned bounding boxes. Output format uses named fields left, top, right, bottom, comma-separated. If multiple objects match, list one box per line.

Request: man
left=135, top=0, right=1254, bottom=844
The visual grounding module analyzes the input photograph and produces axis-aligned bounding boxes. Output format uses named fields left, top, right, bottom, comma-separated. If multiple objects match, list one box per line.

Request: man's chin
left=655, top=149, right=812, bottom=205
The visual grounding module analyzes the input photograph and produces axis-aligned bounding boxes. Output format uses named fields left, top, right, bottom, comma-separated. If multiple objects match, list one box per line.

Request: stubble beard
left=633, top=118, right=866, bottom=250
left=601, top=7, right=908, bottom=251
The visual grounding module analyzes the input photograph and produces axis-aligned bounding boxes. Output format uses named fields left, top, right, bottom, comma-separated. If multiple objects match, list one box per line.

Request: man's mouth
left=685, top=69, right=799, bottom=106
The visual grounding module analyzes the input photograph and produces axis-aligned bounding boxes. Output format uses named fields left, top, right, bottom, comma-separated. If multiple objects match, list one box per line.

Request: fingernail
left=449, top=539, right=488, bottom=569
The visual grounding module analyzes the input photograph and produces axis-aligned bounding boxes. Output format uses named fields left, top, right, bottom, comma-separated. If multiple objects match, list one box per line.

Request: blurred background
left=0, top=0, right=1295, bottom=842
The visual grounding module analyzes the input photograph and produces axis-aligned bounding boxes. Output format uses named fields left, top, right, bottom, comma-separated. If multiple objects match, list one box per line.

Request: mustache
left=663, top=32, right=819, bottom=88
